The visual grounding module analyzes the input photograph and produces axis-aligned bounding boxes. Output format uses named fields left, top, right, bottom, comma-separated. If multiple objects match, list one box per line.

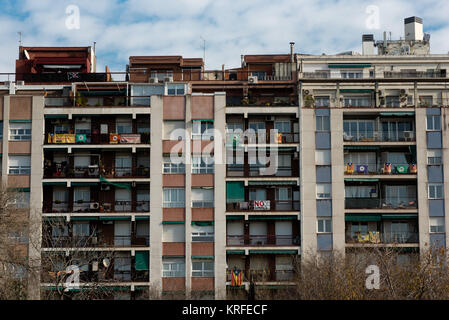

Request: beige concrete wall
left=416, top=108, right=430, bottom=250
left=300, top=107, right=318, bottom=258
left=330, top=108, right=345, bottom=254
left=149, top=95, right=163, bottom=295
left=443, top=107, right=449, bottom=249
left=213, top=92, right=227, bottom=299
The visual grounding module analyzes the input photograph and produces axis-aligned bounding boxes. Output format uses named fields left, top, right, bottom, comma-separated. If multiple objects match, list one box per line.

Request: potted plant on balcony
left=75, top=92, right=88, bottom=107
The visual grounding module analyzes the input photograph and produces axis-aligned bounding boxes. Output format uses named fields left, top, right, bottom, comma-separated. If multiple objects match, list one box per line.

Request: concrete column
left=300, top=107, right=317, bottom=259
left=442, top=107, right=449, bottom=249
left=149, top=95, right=163, bottom=296
left=185, top=95, right=192, bottom=298
left=2, top=96, right=9, bottom=184
left=415, top=108, right=430, bottom=251
left=29, top=96, right=45, bottom=300
left=213, top=92, right=227, bottom=299
left=330, top=108, right=345, bottom=255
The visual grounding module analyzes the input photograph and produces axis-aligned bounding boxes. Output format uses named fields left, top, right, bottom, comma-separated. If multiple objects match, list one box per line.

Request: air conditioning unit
left=164, top=76, right=173, bottom=82
left=149, top=77, right=158, bottom=83
left=293, top=152, right=299, bottom=159
left=404, top=131, right=414, bottom=141
left=91, top=237, right=98, bottom=245
left=100, top=184, right=111, bottom=191
left=248, top=76, right=258, bottom=84
left=90, top=202, right=100, bottom=210
left=4, top=81, right=11, bottom=87
left=303, top=89, right=312, bottom=96
left=16, top=80, right=25, bottom=86
left=378, top=89, right=385, bottom=97
left=92, top=261, right=99, bottom=271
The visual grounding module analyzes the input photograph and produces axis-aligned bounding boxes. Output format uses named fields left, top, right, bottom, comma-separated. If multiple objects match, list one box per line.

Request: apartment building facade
left=0, top=16, right=447, bottom=300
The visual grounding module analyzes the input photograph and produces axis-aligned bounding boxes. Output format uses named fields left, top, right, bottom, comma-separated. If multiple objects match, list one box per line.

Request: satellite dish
left=103, top=258, right=110, bottom=268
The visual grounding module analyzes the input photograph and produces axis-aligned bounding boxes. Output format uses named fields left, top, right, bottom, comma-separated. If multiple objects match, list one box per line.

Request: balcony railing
left=226, top=96, right=297, bottom=107
left=226, top=269, right=295, bottom=282
left=384, top=71, right=446, bottom=79
left=23, top=72, right=108, bottom=83
left=226, top=235, right=299, bottom=246
left=345, top=197, right=417, bottom=209
left=239, top=132, right=299, bottom=144
left=44, top=235, right=150, bottom=248
left=346, top=231, right=418, bottom=244
left=343, top=131, right=415, bottom=142
left=226, top=200, right=300, bottom=212
left=43, top=200, right=150, bottom=213
left=344, top=163, right=417, bottom=175
left=45, top=95, right=152, bottom=108
left=191, top=200, right=214, bottom=208
left=227, top=164, right=297, bottom=177
left=45, top=132, right=151, bottom=145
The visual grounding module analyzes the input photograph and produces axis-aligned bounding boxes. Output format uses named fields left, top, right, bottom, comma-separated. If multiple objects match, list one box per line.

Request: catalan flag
left=231, top=269, right=243, bottom=287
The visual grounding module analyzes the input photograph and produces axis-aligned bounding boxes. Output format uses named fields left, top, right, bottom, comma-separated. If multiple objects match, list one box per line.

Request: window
left=54, top=123, right=71, bottom=134
left=428, top=184, right=444, bottom=199
left=427, top=150, right=442, bottom=165
left=386, top=96, right=400, bottom=107
left=343, top=120, right=374, bottom=141
left=164, top=121, right=185, bottom=140
left=163, top=188, right=185, bottom=208
left=430, top=217, right=445, bottom=233
left=251, top=71, right=267, bottom=80
left=192, top=156, right=214, bottom=174
left=116, top=118, right=132, bottom=134
left=317, top=218, right=332, bottom=233
left=192, top=260, right=214, bottom=277
left=316, top=150, right=331, bottom=165
left=192, top=120, right=214, bottom=140
left=9, top=122, right=31, bottom=141
left=192, top=225, right=214, bottom=242
left=420, top=96, right=433, bottom=107
left=426, top=115, right=441, bottom=131
left=341, top=71, right=362, bottom=79
left=344, top=152, right=376, bottom=170
left=73, top=222, right=90, bottom=237
left=163, top=224, right=185, bottom=242
left=343, top=96, right=370, bottom=107
left=191, top=188, right=214, bottom=208
left=316, top=183, right=332, bottom=199
left=316, top=115, right=330, bottom=131
left=167, top=84, right=186, bottom=96
left=0, top=121, right=3, bottom=140
left=163, top=259, right=185, bottom=277
left=163, top=157, right=185, bottom=174
left=274, top=121, right=291, bottom=133
left=8, top=156, right=31, bottom=174
left=131, top=85, right=157, bottom=106
left=315, top=96, right=330, bottom=107
left=151, top=70, right=173, bottom=82
left=13, top=192, right=30, bottom=209
left=345, top=185, right=376, bottom=198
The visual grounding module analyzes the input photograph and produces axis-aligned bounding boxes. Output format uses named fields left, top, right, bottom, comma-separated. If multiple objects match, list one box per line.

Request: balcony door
left=275, top=221, right=292, bottom=245
left=115, top=188, right=132, bottom=212
left=115, top=154, right=132, bottom=177
left=248, top=122, right=266, bottom=143
left=384, top=185, right=416, bottom=208
left=275, top=187, right=292, bottom=210
left=249, top=222, right=267, bottom=245
left=226, top=221, right=244, bottom=245
left=114, top=221, right=131, bottom=246
left=249, top=189, right=267, bottom=201
left=73, top=187, right=90, bottom=212
left=75, top=119, right=91, bottom=143
left=74, top=154, right=91, bottom=177
left=53, top=187, right=68, bottom=212
left=390, top=222, right=409, bottom=243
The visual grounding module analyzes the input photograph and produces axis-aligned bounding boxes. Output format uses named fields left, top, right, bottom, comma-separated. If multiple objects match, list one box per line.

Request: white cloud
left=0, top=0, right=448, bottom=76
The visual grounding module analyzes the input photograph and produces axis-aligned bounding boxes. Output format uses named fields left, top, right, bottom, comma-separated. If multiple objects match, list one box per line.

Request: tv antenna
left=200, top=36, right=206, bottom=67
left=18, top=32, right=22, bottom=46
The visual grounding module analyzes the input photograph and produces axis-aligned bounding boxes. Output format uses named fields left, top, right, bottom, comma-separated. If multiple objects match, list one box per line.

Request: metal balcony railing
left=226, top=269, right=295, bottom=282
left=345, top=197, right=417, bottom=209
left=191, top=201, right=214, bottom=208
left=45, top=132, right=151, bottom=145
left=346, top=231, right=418, bottom=244
left=45, top=95, right=152, bottom=107
left=226, top=200, right=300, bottom=212
left=226, top=235, right=300, bottom=246
left=344, top=163, right=417, bottom=175
left=226, top=96, right=297, bottom=107
left=43, top=200, right=150, bottom=213
left=343, top=130, right=416, bottom=142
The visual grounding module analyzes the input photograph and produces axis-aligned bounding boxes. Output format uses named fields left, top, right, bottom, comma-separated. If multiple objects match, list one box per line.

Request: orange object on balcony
left=277, top=133, right=283, bottom=144
left=410, top=163, right=417, bottom=174
left=384, top=163, right=391, bottom=174
left=345, top=163, right=354, bottom=174
left=109, top=133, right=120, bottom=144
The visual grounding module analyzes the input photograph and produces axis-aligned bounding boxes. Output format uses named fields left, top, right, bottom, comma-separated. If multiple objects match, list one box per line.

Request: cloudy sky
left=1, top=0, right=448, bottom=75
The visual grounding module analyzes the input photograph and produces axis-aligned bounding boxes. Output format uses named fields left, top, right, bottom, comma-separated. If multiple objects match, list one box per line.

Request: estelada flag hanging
left=231, top=269, right=243, bottom=286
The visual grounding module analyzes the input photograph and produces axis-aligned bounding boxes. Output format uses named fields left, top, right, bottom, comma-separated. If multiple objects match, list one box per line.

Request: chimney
left=362, top=34, right=375, bottom=55
left=290, top=42, right=295, bottom=63
left=241, top=55, right=245, bottom=67
left=404, top=16, right=423, bottom=41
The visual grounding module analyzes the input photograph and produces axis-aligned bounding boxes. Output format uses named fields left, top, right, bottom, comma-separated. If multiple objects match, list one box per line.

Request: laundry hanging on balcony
left=99, top=176, right=131, bottom=190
